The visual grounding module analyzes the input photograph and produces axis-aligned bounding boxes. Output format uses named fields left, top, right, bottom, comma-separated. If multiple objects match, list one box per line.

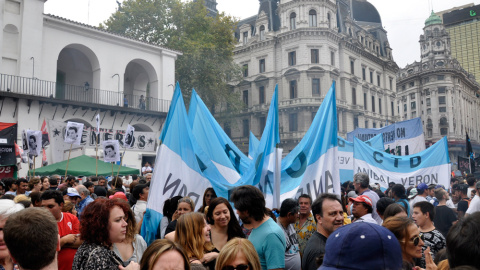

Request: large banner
left=0, top=123, right=17, bottom=166
left=347, top=118, right=425, bottom=155
left=142, top=83, right=230, bottom=245
left=338, top=134, right=384, bottom=183
left=48, top=120, right=157, bottom=163
left=353, top=137, right=451, bottom=189
left=280, top=82, right=340, bottom=202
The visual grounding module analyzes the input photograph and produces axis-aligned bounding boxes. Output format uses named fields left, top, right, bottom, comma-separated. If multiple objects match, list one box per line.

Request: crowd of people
left=0, top=171, right=479, bottom=270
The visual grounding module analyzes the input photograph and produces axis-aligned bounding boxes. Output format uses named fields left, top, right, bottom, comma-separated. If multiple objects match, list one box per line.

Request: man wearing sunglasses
left=412, top=201, right=446, bottom=269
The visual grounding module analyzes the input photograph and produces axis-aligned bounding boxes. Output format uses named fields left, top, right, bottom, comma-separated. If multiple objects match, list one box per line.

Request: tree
left=102, top=0, right=243, bottom=115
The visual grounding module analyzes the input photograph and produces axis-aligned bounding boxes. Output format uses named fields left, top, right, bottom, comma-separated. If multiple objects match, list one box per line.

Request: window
left=312, top=79, right=320, bottom=96
left=362, top=67, right=366, bottom=80
left=259, top=59, right=265, bottom=73
left=259, top=86, right=265, bottom=104
left=379, top=98, right=382, bottom=114
left=410, top=93, right=415, bottom=100
left=427, top=129, right=432, bottom=137
left=370, top=71, right=373, bottom=83
left=311, top=49, right=319, bottom=63
left=350, top=60, right=355, bottom=74
left=352, top=88, right=357, bottom=105
left=409, top=81, right=414, bottom=87
left=309, top=10, right=317, bottom=27
left=411, top=102, right=416, bottom=109
left=354, top=117, right=359, bottom=128
left=289, top=113, right=298, bottom=131
left=330, top=51, right=335, bottom=66
left=424, top=77, right=430, bottom=83
left=377, top=75, right=381, bottom=87
left=243, top=32, right=248, bottom=45
left=440, top=128, right=448, bottom=136
left=411, top=111, right=416, bottom=118
left=404, top=104, right=407, bottom=112
left=365, top=120, right=368, bottom=128
left=425, top=89, right=430, bottom=95
left=290, top=13, right=296, bottom=30
left=288, top=51, right=296, bottom=66
left=259, top=25, right=265, bottom=41
left=438, top=86, right=446, bottom=93
left=373, top=122, right=377, bottom=128
left=371, top=96, right=375, bottom=112
left=327, top=13, right=331, bottom=29
left=427, top=108, right=431, bottom=114
left=391, top=101, right=394, bottom=116
left=389, top=78, right=393, bottom=90
left=290, top=80, right=297, bottom=98
left=243, top=90, right=248, bottom=106
left=259, top=116, right=266, bottom=132
left=426, top=98, right=431, bottom=106
left=243, top=119, right=249, bottom=137
left=243, top=64, right=248, bottom=77
left=437, top=75, right=445, bottom=80
left=363, top=93, right=367, bottom=110
left=224, top=123, right=231, bottom=137
left=439, top=107, right=446, bottom=112
left=402, top=85, right=406, bottom=91
left=438, top=96, right=446, bottom=104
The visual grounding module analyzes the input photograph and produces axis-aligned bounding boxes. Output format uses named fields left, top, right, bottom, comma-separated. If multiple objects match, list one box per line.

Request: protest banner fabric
left=353, top=136, right=450, bottom=190
left=347, top=117, right=425, bottom=155
left=338, top=134, right=384, bottom=183
left=280, top=81, right=340, bottom=202
left=248, top=131, right=260, bottom=160
left=188, top=89, right=251, bottom=184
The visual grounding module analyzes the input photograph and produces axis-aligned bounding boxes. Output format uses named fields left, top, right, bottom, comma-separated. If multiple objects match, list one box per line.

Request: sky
left=44, top=0, right=479, bottom=68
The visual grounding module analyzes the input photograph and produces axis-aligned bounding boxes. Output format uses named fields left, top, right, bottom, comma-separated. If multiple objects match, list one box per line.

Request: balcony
left=0, top=73, right=170, bottom=113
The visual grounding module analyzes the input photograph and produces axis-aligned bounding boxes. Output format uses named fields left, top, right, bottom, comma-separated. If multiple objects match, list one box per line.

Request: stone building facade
left=396, top=12, right=480, bottom=161
left=229, top=0, right=399, bottom=153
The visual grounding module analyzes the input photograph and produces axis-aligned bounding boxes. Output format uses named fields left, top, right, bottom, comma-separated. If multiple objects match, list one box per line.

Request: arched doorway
left=124, top=59, right=158, bottom=110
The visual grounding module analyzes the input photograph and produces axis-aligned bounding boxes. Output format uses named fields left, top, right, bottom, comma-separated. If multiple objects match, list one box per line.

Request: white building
left=0, top=0, right=181, bottom=176
left=397, top=12, right=480, bottom=162
left=229, top=0, right=399, bottom=153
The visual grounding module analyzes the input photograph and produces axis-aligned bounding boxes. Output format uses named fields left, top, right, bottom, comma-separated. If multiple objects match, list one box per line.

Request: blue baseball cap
left=320, top=222, right=402, bottom=270
left=417, top=183, right=428, bottom=191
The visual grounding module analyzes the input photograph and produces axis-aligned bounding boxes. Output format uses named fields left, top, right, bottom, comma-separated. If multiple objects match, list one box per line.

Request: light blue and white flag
left=338, top=134, right=384, bottom=183
left=353, top=136, right=450, bottom=190
left=347, top=117, right=425, bottom=155
left=239, top=85, right=280, bottom=208
left=248, top=131, right=260, bottom=159
left=142, top=83, right=229, bottom=244
left=280, top=81, right=340, bottom=202
left=188, top=89, right=251, bottom=183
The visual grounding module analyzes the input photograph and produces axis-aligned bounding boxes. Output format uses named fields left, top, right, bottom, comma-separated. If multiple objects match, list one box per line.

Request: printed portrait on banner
left=22, top=130, right=29, bottom=152
left=27, top=130, right=42, bottom=157
left=64, top=122, right=84, bottom=145
left=102, top=140, right=120, bottom=163
left=124, top=125, right=135, bottom=149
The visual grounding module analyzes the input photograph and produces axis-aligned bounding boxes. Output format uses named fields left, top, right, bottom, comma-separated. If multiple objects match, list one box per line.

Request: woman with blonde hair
left=164, top=196, right=195, bottom=238
left=176, top=212, right=218, bottom=270
left=139, top=239, right=190, bottom=270
left=215, top=238, right=261, bottom=270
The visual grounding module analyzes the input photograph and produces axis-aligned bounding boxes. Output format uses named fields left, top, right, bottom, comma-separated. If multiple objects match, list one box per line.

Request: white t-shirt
left=141, top=166, right=152, bottom=174
left=409, top=195, right=428, bottom=212
left=466, top=195, right=480, bottom=215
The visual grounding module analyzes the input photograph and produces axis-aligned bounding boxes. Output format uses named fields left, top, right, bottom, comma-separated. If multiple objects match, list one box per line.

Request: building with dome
left=396, top=11, right=480, bottom=162
left=228, top=0, right=399, bottom=152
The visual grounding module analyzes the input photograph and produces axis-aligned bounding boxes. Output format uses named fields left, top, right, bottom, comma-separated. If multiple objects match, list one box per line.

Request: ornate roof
left=425, top=11, right=442, bottom=26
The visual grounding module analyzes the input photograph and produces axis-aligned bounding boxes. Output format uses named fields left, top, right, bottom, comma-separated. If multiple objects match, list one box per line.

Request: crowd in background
left=0, top=171, right=479, bottom=270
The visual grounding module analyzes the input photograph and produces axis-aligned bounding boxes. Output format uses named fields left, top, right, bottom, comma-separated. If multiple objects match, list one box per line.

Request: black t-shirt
left=302, top=231, right=327, bottom=270
left=164, top=220, right=178, bottom=236
left=416, top=229, right=446, bottom=268
left=457, top=198, right=469, bottom=213
left=433, top=205, right=457, bottom=237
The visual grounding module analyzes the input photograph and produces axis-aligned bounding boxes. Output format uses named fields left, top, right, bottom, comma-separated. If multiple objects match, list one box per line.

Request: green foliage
left=102, top=0, right=243, bottom=117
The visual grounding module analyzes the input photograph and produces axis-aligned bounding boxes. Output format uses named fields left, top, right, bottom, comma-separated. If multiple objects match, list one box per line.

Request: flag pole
left=115, top=147, right=126, bottom=180
left=65, top=144, right=73, bottom=179
left=33, top=156, right=36, bottom=177
left=95, top=134, right=99, bottom=177
left=111, top=162, right=114, bottom=182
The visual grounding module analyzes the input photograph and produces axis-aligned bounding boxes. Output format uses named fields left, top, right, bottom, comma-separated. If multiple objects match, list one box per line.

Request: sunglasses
left=404, top=233, right=424, bottom=246
left=222, top=265, right=249, bottom=270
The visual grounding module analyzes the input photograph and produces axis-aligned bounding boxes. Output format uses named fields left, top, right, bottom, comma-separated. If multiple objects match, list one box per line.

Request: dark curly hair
left=206, top=197, right=245, bottom=240
left=79, top=198, right=131, bottom=247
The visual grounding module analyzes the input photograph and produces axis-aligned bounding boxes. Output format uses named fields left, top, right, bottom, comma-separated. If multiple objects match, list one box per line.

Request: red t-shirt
left=57, top=212, right=80, bottom=270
